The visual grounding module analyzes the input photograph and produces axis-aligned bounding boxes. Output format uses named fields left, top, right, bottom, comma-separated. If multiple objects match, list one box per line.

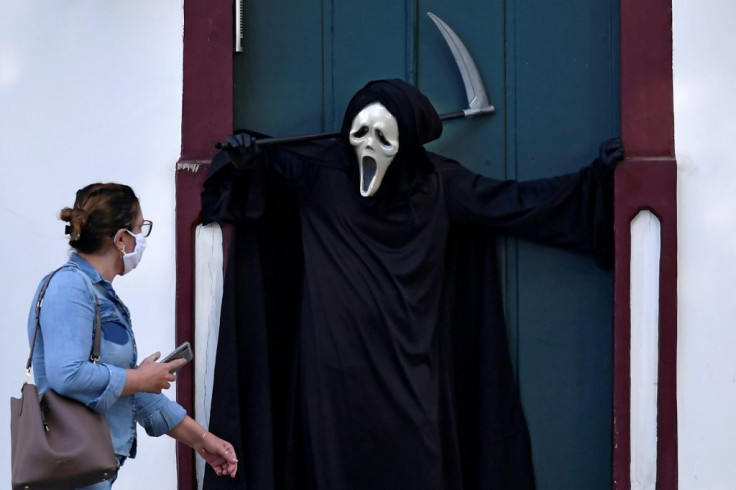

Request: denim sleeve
left=39, top=269, right=126, bottom=412
left=135, top=392, right=187, bottom=437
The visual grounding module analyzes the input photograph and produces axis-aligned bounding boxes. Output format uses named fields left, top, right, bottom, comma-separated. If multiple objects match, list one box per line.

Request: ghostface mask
left=349, top=102, right=399, bottom=197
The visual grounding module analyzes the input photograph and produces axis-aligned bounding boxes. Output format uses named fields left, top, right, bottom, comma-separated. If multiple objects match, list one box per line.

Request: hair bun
left=59, top=207, right=73, bottom=222
left=60, top=206, right=84, bottom=242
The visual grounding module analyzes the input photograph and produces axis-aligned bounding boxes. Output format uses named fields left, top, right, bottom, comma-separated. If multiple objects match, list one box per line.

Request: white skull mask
left=349, top=102, right=399, bottom=197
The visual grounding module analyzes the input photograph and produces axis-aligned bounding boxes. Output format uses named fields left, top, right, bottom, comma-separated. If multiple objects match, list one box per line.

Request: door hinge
left=235, top=0, right=245, bottom=53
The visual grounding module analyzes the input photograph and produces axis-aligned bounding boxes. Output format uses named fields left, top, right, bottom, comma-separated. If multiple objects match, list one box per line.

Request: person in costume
left=200, top=79, right=623, bottom=490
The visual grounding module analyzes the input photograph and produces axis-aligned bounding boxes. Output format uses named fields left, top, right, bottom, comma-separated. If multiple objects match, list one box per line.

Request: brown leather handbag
left=10, top=269, right=117, bottom=489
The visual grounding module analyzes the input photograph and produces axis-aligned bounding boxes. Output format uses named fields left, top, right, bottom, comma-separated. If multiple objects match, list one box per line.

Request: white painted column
left=630, top=211, right=661, bottom=490
left=193, top=224, right=224, bottom=489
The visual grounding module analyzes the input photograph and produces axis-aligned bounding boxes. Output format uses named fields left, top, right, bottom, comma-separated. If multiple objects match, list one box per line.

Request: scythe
left=218, top=12, right=494, bottom=148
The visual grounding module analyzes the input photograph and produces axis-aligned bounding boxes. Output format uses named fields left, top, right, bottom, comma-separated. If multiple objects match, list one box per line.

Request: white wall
left=673, top=0, right=736, bottom=488
left=0, top=1, right=184, bottom=488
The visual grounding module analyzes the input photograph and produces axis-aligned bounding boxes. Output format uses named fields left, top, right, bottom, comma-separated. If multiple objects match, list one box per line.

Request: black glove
left=598, top=137, right=625, bottom=167
left=216, top=132, right=260, bottom=169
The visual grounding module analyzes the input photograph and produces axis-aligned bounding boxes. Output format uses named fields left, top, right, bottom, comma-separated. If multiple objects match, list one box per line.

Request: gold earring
left=119, top=247, right=125, bottom=258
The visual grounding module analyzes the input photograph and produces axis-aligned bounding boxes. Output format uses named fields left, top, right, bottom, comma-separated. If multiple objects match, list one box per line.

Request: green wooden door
left=234, top=2, right=619, bottom=488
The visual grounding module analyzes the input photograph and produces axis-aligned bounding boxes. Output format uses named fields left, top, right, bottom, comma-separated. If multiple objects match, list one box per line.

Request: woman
left=27, top=183, right=238, bottom=488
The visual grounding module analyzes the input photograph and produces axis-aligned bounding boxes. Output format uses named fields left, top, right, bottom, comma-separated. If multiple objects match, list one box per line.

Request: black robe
left=200, top=79, right=613, bottom=490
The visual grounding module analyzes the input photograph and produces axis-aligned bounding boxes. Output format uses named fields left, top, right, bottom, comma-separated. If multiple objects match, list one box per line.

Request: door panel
left=234, top=1, right=324, bottom=137
left=331, top=3, right=411, bottom=124
left=234, top=2, right=618, bottom=488
left=510, top=3, right=617, bottom=487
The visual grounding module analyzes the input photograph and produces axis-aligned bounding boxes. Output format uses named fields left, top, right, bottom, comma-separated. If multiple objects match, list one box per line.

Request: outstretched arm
left=201, top=132, right=269, bottom=224
left=442, top=138, right=623, bottom=268
left=201, top=131, right=319, bottom=224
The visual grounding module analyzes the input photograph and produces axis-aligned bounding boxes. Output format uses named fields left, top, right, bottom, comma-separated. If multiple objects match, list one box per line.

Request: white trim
left=194, top=224, right=224, bottom=489
left=630, top=211, right=661, bottom=490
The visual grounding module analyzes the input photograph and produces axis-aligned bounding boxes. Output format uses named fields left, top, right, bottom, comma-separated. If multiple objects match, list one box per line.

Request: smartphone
left=161, top=341, right=194, bottom=374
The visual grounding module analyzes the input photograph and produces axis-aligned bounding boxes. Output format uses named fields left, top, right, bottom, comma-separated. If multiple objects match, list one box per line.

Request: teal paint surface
left=233, top=1, right=619, bottom=487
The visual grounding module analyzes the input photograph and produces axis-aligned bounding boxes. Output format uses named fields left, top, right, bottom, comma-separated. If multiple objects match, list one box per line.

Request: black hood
left=340, top=79, right=442, bottom=204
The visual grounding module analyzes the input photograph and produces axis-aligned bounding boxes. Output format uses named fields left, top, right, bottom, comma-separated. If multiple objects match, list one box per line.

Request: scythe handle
left=439, top=111, right=466, bottom=122
left=213, top=13, right=495, bottom=149
left=252, top=131, right=340, bottom=147
left=239, top=110, right=486, bottom=148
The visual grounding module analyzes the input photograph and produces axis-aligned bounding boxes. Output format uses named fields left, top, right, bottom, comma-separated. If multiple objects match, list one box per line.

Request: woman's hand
left=123, top=352, right=187, bottom=395
left=195, top=431, right=239, bottom=478
left=169, top=416, right=238, bottom=478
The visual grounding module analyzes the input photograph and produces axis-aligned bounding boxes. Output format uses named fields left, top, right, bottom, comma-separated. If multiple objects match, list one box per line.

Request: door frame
left=174, top=1, right=678, bottom=488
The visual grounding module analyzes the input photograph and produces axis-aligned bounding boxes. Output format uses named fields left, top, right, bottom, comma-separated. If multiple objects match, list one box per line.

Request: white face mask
left=119, top=230, right=147, bottom=275
left=349, top=102, right=400, bottom=197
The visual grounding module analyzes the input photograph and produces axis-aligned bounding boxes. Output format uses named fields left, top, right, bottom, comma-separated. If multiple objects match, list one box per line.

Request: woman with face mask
left=26, top=183, right=238, bottom=488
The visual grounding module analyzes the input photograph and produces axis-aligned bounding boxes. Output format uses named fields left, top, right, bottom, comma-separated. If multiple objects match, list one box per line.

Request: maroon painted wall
left=614, top=0, right=678, bottom=488
left=175, top=1, right=232, bottom=486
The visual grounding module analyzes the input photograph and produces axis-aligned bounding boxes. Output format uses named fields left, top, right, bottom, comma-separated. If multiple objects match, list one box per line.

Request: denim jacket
left=27, top=253, right=186, bottom=458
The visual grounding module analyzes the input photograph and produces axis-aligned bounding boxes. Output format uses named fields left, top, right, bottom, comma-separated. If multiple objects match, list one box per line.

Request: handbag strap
left=26, top=267, right=103, bottom=376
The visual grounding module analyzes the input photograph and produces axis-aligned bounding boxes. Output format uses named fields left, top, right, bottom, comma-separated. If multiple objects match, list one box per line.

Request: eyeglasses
left=133, top=220, right=153, bottom=238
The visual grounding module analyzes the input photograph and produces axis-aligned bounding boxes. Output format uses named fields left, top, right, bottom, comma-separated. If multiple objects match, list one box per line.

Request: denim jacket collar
left=68, top=252, right=105, bottom=284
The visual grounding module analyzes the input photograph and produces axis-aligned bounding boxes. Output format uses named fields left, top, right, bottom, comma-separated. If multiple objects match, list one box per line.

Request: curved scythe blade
left=427, top=12, right=495, bottom=119
left=221, top=13, right=495, bottom=148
